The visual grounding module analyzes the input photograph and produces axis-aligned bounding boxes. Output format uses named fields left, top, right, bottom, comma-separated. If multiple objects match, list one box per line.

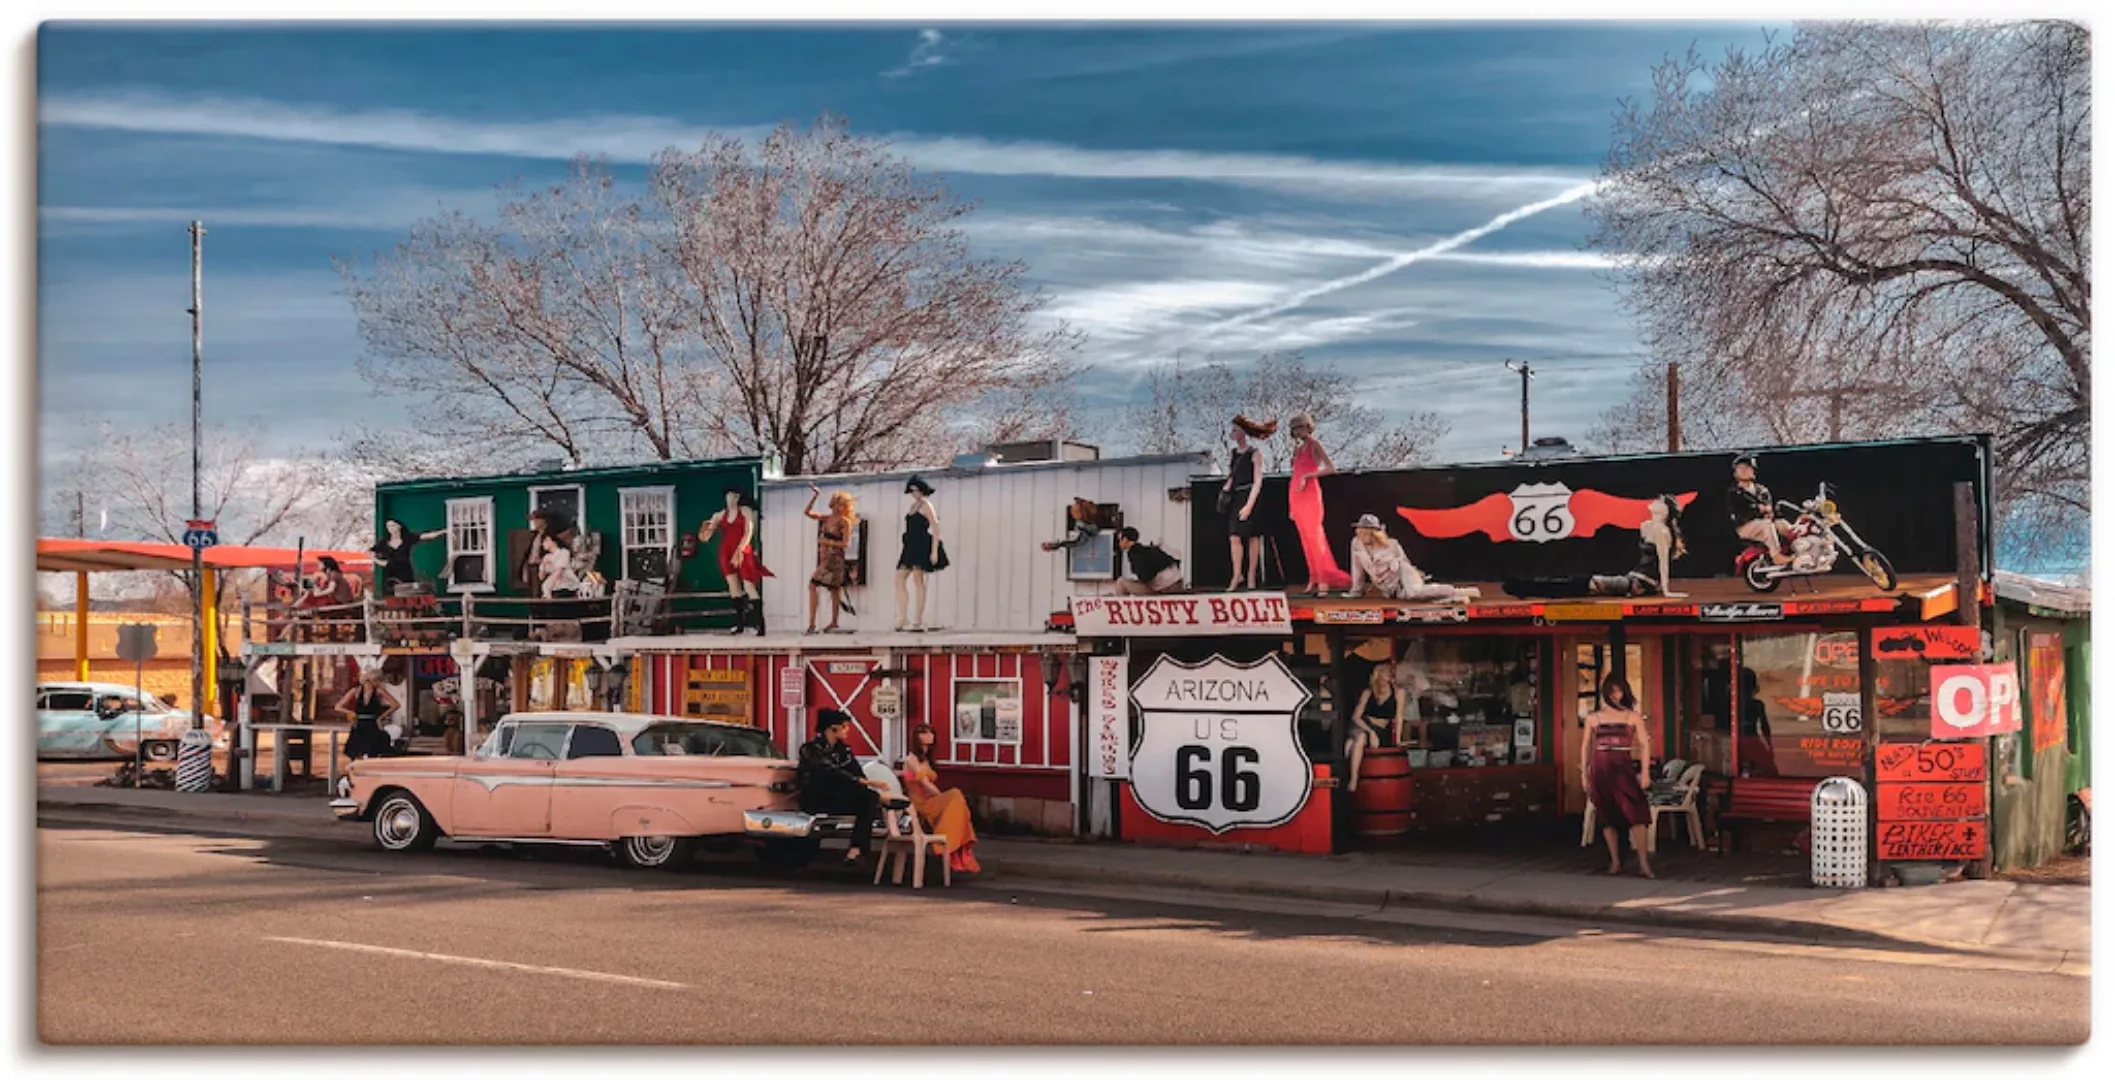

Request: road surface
left=36, top=823, right=2087, bottom=1045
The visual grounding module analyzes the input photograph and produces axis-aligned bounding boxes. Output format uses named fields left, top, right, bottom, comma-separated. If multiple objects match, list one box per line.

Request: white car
left=36, top=681, right=224, bottom=762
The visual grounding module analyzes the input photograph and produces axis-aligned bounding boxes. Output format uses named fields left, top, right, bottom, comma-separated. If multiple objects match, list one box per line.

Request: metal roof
left=1993, top=570, right=2090, bottom=617
left=36, top=538, right=374, bottom=575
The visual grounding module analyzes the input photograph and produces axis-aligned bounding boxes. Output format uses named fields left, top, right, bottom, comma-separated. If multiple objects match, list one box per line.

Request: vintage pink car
left=330, top=711, right=867, bottom=869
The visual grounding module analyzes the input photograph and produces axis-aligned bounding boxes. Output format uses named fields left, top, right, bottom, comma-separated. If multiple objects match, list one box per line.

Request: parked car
left=331, top=711, right=897, bottom=869
left=35, top=681, right=223, bottom=762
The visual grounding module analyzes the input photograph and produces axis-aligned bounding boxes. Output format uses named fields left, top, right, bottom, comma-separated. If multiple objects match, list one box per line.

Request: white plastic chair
left=1648, top=763, right=1708, bottom=853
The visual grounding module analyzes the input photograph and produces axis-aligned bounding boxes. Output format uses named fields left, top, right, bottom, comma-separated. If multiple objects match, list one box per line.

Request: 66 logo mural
left=1129, top=653, right=1313, bottom=834
left=1398, top=484, right=1698, bottom=545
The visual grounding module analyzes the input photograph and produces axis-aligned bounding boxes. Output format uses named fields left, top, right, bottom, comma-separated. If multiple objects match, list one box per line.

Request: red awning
left=36, top=538, right=374, bottom=574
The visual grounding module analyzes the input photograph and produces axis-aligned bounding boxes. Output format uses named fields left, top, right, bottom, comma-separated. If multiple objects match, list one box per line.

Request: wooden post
left=1665, top=362, right=1681, bottom=452
left=74, top=571, right=91, bottom=681
left=201, top=568, right=219, bottom=720
left=1328, top=629, right=1352, bottom=853
left=1857, top=621, right=1880, bottom=885
left=1951, top=480, right=1994, bottom=880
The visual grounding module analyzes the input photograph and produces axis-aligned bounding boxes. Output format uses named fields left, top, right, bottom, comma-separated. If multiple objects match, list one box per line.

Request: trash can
left=1810, top=776, right=1868, bottom=889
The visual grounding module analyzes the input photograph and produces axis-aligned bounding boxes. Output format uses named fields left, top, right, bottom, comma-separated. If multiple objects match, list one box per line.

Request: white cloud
left=38, top=92, right=1592, bottom=202
left=884, top=29, right=950, bottom=79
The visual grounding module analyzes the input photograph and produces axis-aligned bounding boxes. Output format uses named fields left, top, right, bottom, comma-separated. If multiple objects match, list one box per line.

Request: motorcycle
left=1734, top=482, right=1898, bottom=593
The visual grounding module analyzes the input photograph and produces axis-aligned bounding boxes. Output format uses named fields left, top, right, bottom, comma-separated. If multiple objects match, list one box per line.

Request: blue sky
left=36, top=21, right=1776, bottom=483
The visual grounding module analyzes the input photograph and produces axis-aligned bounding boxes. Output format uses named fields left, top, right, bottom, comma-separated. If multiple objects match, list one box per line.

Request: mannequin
left=697, top=488, right=772, bottom=636
left=371, top=518, right=446, bottom=595
left=1347, top=514, right=1481, bottom=602
left=1499, top=496, right=1688, bottom=599
left=804, top=485, right=858, bottom=634
left=1287, top=413, right=1352, bottom=595
left=895, top=476, right=945, bottom=632
left=1220, top=415, right=1275, bottom=591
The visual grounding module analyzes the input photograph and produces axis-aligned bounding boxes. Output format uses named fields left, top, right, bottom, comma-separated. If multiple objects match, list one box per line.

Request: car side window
left=45, top=692, right=94, bottom=711
left=475, top=726, right=514, bottom=759
left=565, top=725, right=623, bottom=759
left=506, top=723, right=570, bottom=761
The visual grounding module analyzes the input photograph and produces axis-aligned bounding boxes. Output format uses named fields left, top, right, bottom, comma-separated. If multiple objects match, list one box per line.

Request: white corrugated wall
left=755, top=454, right=1210, bottom=635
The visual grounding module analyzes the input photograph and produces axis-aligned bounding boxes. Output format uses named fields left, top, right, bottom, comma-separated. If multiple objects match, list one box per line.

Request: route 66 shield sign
left=1506, top=482, right=1577, bottom=543
left=1128, top=653, right=1313, bottom=834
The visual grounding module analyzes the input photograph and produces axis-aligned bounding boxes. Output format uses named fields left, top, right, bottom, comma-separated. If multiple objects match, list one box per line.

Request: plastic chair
left=874, top=801, right=951, bottom=890
left=1648, top=764, right=1708, bottom=853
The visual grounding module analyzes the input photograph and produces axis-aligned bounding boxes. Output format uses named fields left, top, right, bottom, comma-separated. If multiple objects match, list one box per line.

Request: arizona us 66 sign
left=1128, top=653, right=1312, bottom=835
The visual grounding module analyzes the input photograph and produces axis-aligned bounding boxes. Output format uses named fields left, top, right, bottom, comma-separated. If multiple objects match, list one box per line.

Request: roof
left=607, top=630, right=1082, bottom=653
left=1993, top=570, right=2090, bottom=617
left=36, top=539, right=374, bottom=574
left=497, top=711, right=759, bottom=737
left=377, top=455, right=765, bottom=495
left=763, top=452, right=1212, bottom=491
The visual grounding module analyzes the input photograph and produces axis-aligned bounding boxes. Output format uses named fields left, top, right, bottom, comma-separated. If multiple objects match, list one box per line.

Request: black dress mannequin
left=372, top=519, right=446, bottom=595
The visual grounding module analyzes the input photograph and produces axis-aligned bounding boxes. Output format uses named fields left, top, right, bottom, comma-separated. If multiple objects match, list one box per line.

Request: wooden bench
left=1715, top=777, right=1817, bottom=853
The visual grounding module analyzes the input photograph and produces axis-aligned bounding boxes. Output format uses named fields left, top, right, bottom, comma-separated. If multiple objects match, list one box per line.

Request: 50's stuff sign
left=1128, top=653, right=1312, bottom=834
left=1071, top=593, right=1292, bottom=637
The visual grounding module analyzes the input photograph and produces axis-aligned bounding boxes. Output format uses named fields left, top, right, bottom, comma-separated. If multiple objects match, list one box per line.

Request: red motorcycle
left=1735, top=483, right=1897, bottom=592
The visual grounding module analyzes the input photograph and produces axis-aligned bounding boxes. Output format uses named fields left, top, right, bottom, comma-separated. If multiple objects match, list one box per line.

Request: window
left=42, top=691, right=94, bottom=712
left=445, top=497, right=496, bottom=592
left=632, top=722, right=779, bottom=759
left=1399, top=636, right=1541, bottom=769
left=565, top=725, right=624, bottom=759
left=505, top=722, right=570, bottom=760
left=476, top=725, right=514, bottom=759
left=1735, top=632, right=1867, bottom=778
left=952, top=679, right=1024, bottom=745
left=1064, top=502, right=1124, bottom=581
left=529, top=485, right=585, bottom=530
left=620, top=487, right=675, bottom=581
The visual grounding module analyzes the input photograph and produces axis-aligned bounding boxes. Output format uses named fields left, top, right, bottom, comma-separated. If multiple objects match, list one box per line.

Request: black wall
left=1187, top=437, right=1992, bottom=589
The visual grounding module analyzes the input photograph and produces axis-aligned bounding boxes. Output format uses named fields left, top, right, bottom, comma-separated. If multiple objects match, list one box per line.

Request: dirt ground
left=1996, top=852, right=2090, bottom=886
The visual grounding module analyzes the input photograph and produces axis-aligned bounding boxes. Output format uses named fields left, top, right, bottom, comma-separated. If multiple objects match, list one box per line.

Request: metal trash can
left=1810, top=776, right=1869, bottom=889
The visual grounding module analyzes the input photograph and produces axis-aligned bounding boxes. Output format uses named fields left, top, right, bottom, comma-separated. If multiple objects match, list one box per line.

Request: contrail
left=1193, top=180, right=1603, bottom=343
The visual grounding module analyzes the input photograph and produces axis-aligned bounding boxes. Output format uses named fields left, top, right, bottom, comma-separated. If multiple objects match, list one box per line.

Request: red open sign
left=1929, top=663, right=2021, bottom=740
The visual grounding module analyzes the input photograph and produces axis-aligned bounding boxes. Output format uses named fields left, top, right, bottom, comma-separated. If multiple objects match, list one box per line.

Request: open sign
left=1929, top=663, right=2021, bottom=740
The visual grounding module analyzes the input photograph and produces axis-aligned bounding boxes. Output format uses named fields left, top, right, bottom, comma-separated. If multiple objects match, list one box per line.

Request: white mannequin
left=1640, top=497, right=1687, bottom=599
left=895, top=478, right=940, bottom=632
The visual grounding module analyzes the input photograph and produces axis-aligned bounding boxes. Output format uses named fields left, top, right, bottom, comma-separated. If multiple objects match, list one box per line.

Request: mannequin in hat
left=895, top=476, right=944, bottom=632
left=1287, top=413, right=1353, bottom=595
left=796, top=709, right=890, bottom=867
left=1727, top=454, right=1792, bottom=565
left=1220, top=415, right=1276, bottom=590
left=1349, top=515, right=1477, bottom=602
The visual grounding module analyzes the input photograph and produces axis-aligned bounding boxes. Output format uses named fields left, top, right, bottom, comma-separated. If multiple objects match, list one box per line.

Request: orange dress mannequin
left=898, top=755, right=981, bottom=873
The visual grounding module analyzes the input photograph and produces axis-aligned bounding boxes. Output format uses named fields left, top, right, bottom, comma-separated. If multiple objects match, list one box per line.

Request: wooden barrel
left=1354, top=748, right=1414, bottom=839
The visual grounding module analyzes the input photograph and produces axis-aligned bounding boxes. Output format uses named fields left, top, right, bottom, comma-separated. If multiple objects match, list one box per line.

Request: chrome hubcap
left=626, top=836, right=676, bottom=865
left=376, top=800, right=421, bottom=848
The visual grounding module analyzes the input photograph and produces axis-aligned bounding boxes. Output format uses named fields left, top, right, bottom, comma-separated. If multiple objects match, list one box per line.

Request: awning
left=36, top=538, right=374, bottom=575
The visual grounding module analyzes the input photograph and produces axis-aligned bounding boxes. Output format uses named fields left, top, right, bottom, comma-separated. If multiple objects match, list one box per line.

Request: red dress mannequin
left=1289, top=415, right=1352, bottom=593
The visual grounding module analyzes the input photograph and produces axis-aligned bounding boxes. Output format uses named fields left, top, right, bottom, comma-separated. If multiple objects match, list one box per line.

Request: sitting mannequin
left=1041, top=498, right=1107, bottom=552
left=1347, top=514, right=1481, bottom=602
left=1501, top=496, right=1689, bottom=599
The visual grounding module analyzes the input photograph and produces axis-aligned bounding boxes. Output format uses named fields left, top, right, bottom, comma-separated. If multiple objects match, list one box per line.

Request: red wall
left=1117, top=765, right=1336, bottom=855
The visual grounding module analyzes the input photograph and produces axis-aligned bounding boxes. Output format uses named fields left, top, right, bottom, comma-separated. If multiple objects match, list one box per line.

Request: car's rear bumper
left=742, top=809, right=819, bottom=838
left=329, top=798, right=361, bottom=821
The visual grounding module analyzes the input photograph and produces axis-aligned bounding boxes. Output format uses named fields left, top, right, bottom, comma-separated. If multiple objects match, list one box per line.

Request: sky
left=35, top=21, right=1779, bottom=489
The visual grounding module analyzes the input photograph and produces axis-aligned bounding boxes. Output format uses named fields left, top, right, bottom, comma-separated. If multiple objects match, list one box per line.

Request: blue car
left=36, top=681, right=222, bottom=762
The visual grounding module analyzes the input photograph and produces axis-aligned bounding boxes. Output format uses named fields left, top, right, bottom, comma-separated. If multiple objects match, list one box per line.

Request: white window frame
left=444, top=496, right=497, bottom=594
left=951, top=676, right=1025, bottom=747
left=619, top=486, right=677, bottom=581
left=528, top=484, right=586, bottom=529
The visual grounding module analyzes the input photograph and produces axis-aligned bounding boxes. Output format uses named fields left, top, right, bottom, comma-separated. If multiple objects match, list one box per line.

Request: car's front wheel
left=615, top=835, right=690, bottom=870
left=371, top=791, right=440, bottom=853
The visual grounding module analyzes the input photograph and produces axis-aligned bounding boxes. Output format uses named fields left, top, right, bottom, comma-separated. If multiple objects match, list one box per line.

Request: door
left=36, top=689, right=100, bottom=757
left=1557, top=638, right=1661, bottom=814
left=550, top=722, right=631, bottom=840
left=450, top=721, right=565, bottom=836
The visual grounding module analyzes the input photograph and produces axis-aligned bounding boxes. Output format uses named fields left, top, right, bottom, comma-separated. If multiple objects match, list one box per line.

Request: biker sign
left=1128, top=653, right=1313, bottom=834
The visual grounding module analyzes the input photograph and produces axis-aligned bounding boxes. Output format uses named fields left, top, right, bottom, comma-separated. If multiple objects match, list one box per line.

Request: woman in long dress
left=1579, top=674, right=1654, bottom=878
left=1287, top=413, right=1352, bottom=594
left=899, top=723, right=980, bottom=873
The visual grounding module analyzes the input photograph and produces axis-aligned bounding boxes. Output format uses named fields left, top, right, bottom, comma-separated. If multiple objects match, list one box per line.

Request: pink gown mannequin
left=1289, top=415, right=1353, bottom=593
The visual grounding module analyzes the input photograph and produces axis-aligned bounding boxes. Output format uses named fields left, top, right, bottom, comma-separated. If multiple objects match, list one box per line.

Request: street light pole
left=1504, top=359, right=1534, bottom=452
left=188, top=221, right=205, bottom=734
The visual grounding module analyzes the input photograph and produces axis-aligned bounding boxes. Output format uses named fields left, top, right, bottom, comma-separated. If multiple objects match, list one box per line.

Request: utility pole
left=1785, top=384, right=1891, bottom=443
left=1666, top=362, right=1682, bottom=452
left=1504, top=359, right=1534, bottom=452
left=188, top=221, right=205, bottom=735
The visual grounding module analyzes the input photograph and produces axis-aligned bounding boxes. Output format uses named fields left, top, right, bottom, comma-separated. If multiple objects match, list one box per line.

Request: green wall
left=1989, top=605, right=2084, bottom=871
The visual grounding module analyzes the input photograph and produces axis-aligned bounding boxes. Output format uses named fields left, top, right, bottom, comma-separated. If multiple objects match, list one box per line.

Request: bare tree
left=1587, top=22, right=2089, bottom=567
left=1126, top=351, right=1450, bottom=472
left=340, top=116, right=1081, bottom=476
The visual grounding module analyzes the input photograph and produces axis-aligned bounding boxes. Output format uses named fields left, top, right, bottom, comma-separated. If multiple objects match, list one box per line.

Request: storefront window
left=1679, top=636, right=1736, bottom=775
left=1735, top=631, right=1866, bottom=778
left=1399, top=636, right=1539, bottom=769
left=1873, top=656, right=1932, bottom=741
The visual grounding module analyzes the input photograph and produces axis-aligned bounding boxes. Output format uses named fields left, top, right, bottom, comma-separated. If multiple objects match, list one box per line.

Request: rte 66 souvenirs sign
left=1128, top=653, right=1312, bottom=834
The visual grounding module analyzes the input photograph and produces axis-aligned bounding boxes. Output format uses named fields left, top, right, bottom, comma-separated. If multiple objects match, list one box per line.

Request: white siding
left=757, top=454, right=1210, bottom=635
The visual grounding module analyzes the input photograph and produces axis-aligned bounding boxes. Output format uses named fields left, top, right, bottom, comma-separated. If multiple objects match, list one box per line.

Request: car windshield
left=631, top=723, right=780, bottom=759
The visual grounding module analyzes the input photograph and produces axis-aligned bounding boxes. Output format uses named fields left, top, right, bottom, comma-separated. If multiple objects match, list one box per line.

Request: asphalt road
left=36, top=823, right=2088, bottom=1045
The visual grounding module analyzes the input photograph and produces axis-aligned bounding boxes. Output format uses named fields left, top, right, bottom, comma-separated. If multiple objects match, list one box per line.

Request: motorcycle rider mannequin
left=1727, top=454, right=1794, bottom=565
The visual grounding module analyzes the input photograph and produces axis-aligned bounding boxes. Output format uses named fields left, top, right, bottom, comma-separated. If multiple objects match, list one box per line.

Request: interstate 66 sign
left=1128, top=653, right=1313, bottom=835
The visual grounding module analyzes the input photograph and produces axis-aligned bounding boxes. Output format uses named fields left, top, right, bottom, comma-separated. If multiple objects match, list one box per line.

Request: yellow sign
left=685, top=666, right=754, bottom=724
left=1541, top=602, right=1625, bottom=622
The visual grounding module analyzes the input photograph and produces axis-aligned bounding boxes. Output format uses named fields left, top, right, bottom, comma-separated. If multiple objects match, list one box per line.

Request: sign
left=1475, top=603, right=1540, bottom=620
left=1930, top=663, right=2021, bottom=739
left=871, top=684, right=902, bottom=722
left=1878, top=820, right=1987, bottom=862
left=1505, top=482, right=1578, bottom=543
left=1541, top=602, right=1624, bottom=622
left=826, top=661, right=874, bottom=675
left=1793, top=736, right=1866, bottom=772
left=1128, top=653, right=1313, bottom=834
left=1873, top=624, right=1981, bottom=661
left=1397, top=606, right=1468, bottom=624
left=181, top=518, right=219, bottom=550
left=953, top=680, right=1023, bottom=744
left=1088, top=656, right=1128, bottom=780
left=1876, top=742, right=1988, bottom=783
left=2028, top=633, right=2067, bottom=755
left=114, top=623, right=159, bottom=663
left=685, top=667, right=751, bottom=719
left=1820, top=691, right=1863, bottom=734
left=779, top=665, right=806, bottom=710
left=1700, top=602, right=1784, bottom=623
left=1312, top=608, right=1385, bottom=625
left=1877, top=782, right=1987, bottom=821
left=248, top=641, right=295, bottom=657
left=1070, top=593, right=1292, bottom=637
left=1396, top=487, right=1698, bottom=544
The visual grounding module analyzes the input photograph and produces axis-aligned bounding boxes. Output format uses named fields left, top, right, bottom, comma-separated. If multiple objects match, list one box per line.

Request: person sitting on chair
left=796, top=709, right=891, bottom=868
left=1116, top=528, right=1184, bottom=594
